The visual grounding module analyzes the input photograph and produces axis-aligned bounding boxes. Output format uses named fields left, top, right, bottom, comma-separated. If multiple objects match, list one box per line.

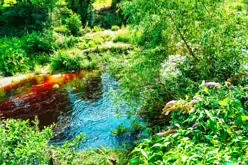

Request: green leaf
left=141, top=150, right=148, bottom=159
left=218, top=97, right=232, bottom=107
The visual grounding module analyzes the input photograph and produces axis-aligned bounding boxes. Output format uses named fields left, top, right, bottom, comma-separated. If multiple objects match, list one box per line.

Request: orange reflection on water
left=0, top=70, right=99, bottom=126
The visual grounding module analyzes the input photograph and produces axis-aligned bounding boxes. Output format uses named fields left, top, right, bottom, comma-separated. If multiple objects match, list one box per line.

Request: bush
left=66, top=14, right=82, bottom=35
left=113, top=28, right=140, bottom=44
left=0, top=37, right=30, bottom=76
left=0, top=32, right=57, bottom=76
left=54, top=33, right=80, bottom=49
left=0, top=2, right=49, bottom=37
left=0, top=119, right=128, bottom=164
left=120, top=0, right=247, bottom=80
left=65, top=0, right=93, bottom=25
left=57, top=7, right=73, bottom=24
left=0, top=119, right=53, bottom=164
left=22, top=31, right=57, bottom=54
left=130, top=82, right=248, bottom=164
left=111, top=25, right=120, bottom=31
left=54, top=25, right=71, bottom=35
left=51, top=49, right=98, bottom=72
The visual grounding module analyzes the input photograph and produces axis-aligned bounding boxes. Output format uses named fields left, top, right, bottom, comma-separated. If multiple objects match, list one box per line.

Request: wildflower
left=157, top=132, right=165, bottom=137
left=156, top=130, right=177, bottom=137
left=190, top=100, right=198, bottom=106
left=201, top=80, right=220, bottom=88
left=192, top=123, right=198, bottom=129
left=165, top=100, right=177, bottom=107
left=190, top=97, right=203, bottom=106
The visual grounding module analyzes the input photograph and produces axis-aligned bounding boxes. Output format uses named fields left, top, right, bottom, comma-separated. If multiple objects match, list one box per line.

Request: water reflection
left=0, top=71, right=97, bottom=127
left=0, top=71, right=146, bottom=149
left=52, top=73, right=146, bottom=149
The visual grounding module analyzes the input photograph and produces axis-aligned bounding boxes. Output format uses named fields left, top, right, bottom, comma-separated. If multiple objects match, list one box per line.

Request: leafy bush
left=66, top=14, right=82, bottom=35
left=57, top=7, right=73, bottom=24
left=54, top=32, right=80, bottom=49
left=0, top=2, right=49, bottom=37
left=0, top=32, right=57, bottom=76
left=113, top=28, right=133, bottom=43
left=120, top=0, right=247, bottom=80
left=111, top=25, right=120, bottom=31
left=0, top=37, right=30, bottom=76
left=0, top=119, right=53, bottom=164
left=130, top=82, right=248, bottom=164
left=66, top=0, right=93, bottom=25
left=0, top=119, right=128, bottom=164
left=22, top=31, right=57, bottom=54
left=51, top=49, right=99, bottom=72
left=54, top=25, right=71, bottom=35
left=108, top=0, right=248, bottom=124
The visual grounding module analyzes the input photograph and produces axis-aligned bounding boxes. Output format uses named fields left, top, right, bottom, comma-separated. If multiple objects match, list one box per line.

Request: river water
left=0, top=71, right=147, bottom=149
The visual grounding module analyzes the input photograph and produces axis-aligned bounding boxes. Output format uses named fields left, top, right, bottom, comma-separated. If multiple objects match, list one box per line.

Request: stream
left=0, top=71, right=147, bottom=149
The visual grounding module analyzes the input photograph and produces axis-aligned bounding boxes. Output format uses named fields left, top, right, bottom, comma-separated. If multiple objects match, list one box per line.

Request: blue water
left=51, top=73, right=147, bottom=149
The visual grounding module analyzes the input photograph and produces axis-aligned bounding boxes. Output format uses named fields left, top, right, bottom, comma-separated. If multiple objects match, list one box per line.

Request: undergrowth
left=0, top=119, right=128, bottom=164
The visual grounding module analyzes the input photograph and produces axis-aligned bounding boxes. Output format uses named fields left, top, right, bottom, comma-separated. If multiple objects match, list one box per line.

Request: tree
left=111, top=0, right=121, bottom=9
left=65, top=0, right=93, bottom=25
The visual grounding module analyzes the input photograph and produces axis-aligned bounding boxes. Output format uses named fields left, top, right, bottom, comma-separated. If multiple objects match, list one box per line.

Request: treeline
left=0, top=0, right=93, bottom=37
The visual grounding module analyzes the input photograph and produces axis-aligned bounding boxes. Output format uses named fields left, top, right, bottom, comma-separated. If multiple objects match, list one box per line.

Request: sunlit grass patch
left=93, top=0, right=112, bottom=9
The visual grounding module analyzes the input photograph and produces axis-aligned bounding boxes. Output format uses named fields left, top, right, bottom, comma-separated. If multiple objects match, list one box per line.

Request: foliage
left=92, top=10, right=123, bottom=28
left=0, top=119, right=53, bottom=164
left=65, top=0, right=94, bottom=25
left=65, top=13, right=82, bottom=35
left=120, top=0, right=247, bottom=80
left=54, top=32, right=80, bottom=48
left=22, top=31, right=57, bottom=54
left=0, top=31, right=57, bottom=76
left=51, top=48, right=103, bottom=72
left=54, top=25, right=71, bottom=35
left=113, top=28, right=134, bottom=43
left=106, top=0, right=248, bottom=124
left=0, top=2, right=49, bottom=37
left=111, top=0, right=121, bottom=9
left=93, top=0, right=112, bottom=8
left=111, top=25, right=119, bottom=31
left=130, top=82, right=248, bottom=164
left=111, top=124, right=129, bottom=136
left=0, top=119, right=128, bottom=164
left=0, top=37, right=30, bottom=76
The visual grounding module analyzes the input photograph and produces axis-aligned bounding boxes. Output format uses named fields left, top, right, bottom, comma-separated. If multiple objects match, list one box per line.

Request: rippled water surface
left=0, top=71, right=146, bottom=149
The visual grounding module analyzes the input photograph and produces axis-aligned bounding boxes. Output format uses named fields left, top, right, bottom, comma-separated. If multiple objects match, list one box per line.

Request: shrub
left=130, top=82, right=248, bottom=164
left=113, top=28, right=136, bottom=43
left=22, top=31, right=57, bottom=54
left=54, top=33, right=80, bottom=49
left=66, top=14, right=82, bottom=35
left=111, top=25, right=120, bottom=31
left=0, top=2, right=49, bottom=37
left=58, top=7, right=73, bottom=24
left=51, top=49, right=98, bottom=72
left=92, top=26, right=104, bottom=32
left=0, top=119, right=128, bottom=164
left=0, top=119, right=53, bottom=164
left=65, top=0, right=93, bottom=25
left=120, top=0, right=247, bottom=80
left=54, top=25, right=71, bottom=35
left=0, top=37, right=30, bottom=76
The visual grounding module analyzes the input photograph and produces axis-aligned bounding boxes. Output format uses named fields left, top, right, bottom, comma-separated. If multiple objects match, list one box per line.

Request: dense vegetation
left=0, top=0, right=247, bottom=164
